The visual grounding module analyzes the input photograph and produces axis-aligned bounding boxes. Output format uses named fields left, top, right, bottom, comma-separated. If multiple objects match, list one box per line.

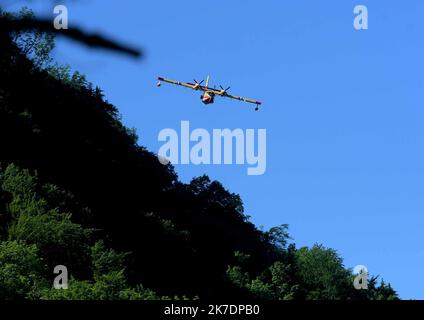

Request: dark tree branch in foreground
left=0, top=16, right=142, bottom=58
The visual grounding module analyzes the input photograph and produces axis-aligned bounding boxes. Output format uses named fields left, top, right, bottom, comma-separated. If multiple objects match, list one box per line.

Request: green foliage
left=6, top=7, right=55, bottom=68
left=353, top=276, right=399, bottom=300
left=226, top=252, right=299, bottom=300
left=295, top=245, right=353, bottom=299
left=269, top=261, right=299, bottom=300
left=369, top=279, right=398, bottom=300
left=263, top=224, right=291, bottom=250
left=45, top=63, right=89, bottom=90
left=8, top=209, right=91, bottom=273
left=0, top=164, right=160, bottom=300
left=1, top=163, right=37, bottom=204
left=7, top=7, right=89, bottom=90
left=247, top=278, right=275, bottom=300
left=189, top=175, right=245, bottom=215
left=91, top=241, right=129, bottom=278
left=226, top=266, right=250, bottom=288
left=1, top=164, right=90, bottom=273
left=226, top=244, right=398, bottom=300
left=41, top=273, right=159, bottom=300
left=0, top=241, right=46, bottom=300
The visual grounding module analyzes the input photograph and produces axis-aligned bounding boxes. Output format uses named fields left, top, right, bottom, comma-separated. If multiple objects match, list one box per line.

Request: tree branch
left=0, top=16, right=142, bottom=58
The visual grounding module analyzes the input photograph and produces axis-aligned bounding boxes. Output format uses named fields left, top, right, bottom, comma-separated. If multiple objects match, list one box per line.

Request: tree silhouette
left=0, top=3, right=142, bottom=58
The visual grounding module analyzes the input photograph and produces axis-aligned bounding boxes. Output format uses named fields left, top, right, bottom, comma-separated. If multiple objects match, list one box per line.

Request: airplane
left=156, top=75, right=262, bottom=111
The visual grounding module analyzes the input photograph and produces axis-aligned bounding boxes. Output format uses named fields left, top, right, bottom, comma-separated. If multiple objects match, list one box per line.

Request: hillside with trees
left=0, top=8, right=398, bottom=300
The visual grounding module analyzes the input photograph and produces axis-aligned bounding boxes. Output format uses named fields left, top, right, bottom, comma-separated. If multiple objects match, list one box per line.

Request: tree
left=1, top=164, right=91, bottom=277
left=41, top=272, right=159, bottom=300
left=7, top=7, right=55, bottom=69
left=0, top=241, right=46, bottom=300
left=295, top=245, right=353, bottom=299
left=0, top=164, right=160, bottom=299
left=91, top=241, right=129, bottom=278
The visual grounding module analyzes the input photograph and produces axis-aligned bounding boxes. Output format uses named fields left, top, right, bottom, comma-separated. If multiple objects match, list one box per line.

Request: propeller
left=219, top=85, right=231, bottom=94
left=194, top=79, right=204, bottom=85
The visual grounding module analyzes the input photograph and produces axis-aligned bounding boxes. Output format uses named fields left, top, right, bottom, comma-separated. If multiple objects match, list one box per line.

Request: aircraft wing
left=157, top=77, right=198, bottom=90
left=210, top=88, right=262, bottom=105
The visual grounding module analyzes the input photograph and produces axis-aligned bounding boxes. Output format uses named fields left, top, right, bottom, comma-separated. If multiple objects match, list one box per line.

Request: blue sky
left=7, top=0, right=424, bottom=299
